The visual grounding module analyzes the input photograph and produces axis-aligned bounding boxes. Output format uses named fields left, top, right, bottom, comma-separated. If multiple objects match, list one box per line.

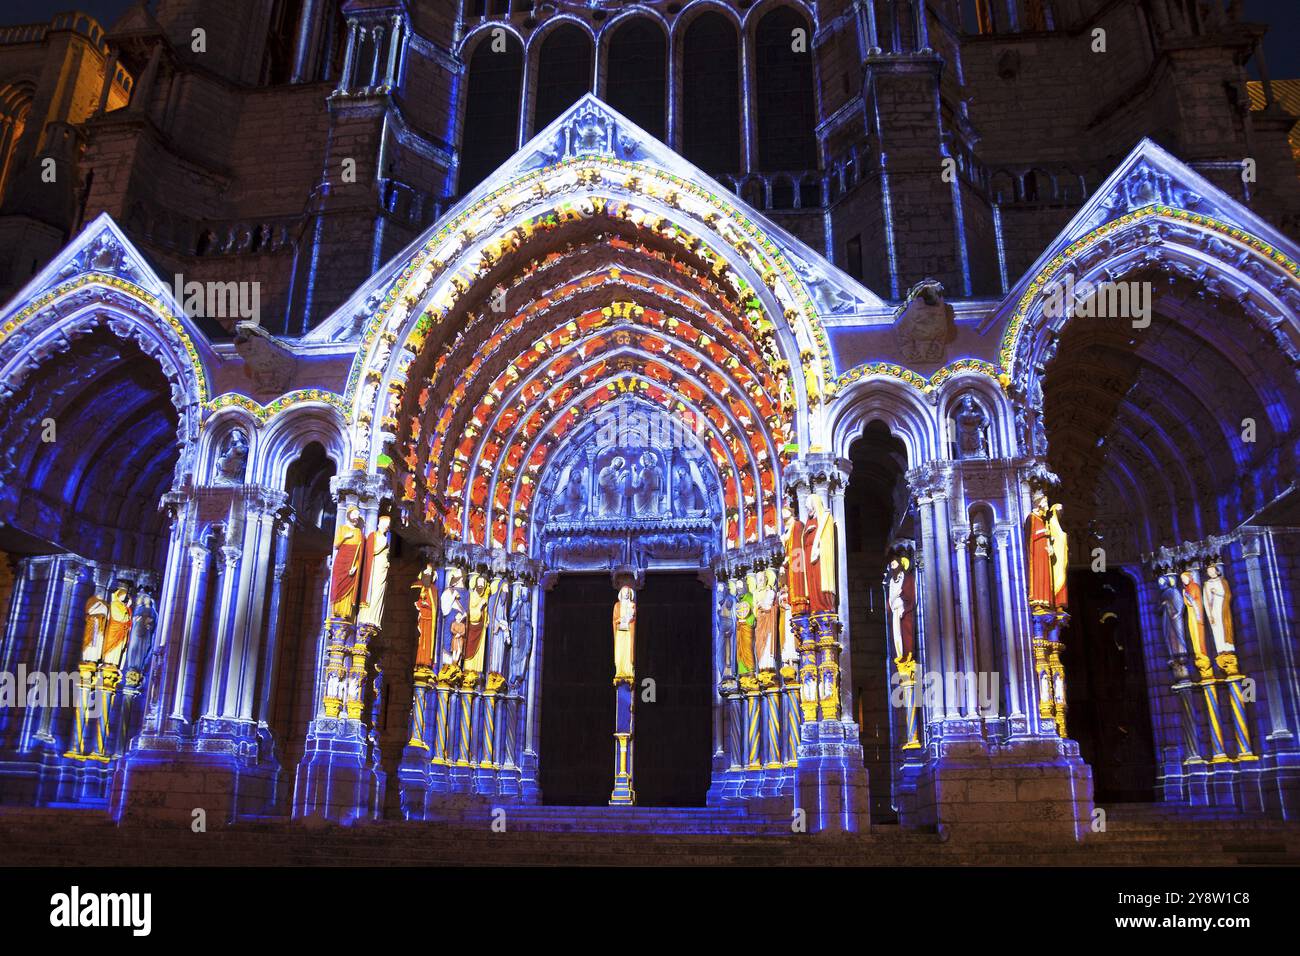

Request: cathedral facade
left=0, top=0, right=1297, bottom=845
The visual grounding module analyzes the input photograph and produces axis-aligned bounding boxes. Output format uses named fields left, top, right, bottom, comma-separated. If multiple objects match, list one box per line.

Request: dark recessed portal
left=539, top=571, right=712, bottom=807
left=1064, top=569, right=1157, bottom=803
left=632, top=572, right=712, bottom=807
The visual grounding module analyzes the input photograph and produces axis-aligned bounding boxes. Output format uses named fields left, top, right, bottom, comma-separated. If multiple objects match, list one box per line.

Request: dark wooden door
left=539, top=574, right=615, bottom=805
left=633, top=573, right=713, bottom=807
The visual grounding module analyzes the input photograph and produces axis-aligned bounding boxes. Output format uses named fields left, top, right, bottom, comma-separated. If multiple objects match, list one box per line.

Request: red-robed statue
left=412, top=563, right=438, bottom=669
left=1025, top=491, right=1068, bottom=616
left=801, top=493, right=839, bottom=615
left=330, top=508, right=366, bottom=620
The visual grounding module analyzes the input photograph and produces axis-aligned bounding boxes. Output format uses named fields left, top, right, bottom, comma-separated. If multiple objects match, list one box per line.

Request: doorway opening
left=844, top=420, right=910, bottom=822
left=1063, top=569, right=1157, bottom=803
left=538, top=571, right=712, bottom=807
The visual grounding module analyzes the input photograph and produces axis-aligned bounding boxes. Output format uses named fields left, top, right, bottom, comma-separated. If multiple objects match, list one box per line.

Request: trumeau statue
left=887, top=556, right=917, bottom=664
left=613, top=585, right=636, bottom=681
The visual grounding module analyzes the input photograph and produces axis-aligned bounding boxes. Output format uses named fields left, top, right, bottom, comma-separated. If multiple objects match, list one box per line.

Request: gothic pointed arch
left=334, top=96, right=872, bottom=557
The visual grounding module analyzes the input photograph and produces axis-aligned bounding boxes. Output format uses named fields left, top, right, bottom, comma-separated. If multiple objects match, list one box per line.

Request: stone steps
left=0, top=806, right=1297, bottom=866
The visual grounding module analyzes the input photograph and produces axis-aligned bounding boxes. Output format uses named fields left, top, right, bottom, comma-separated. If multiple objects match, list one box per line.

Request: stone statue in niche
left=672, top=462, right=702, bottom=517
left=631, top=451, right=663, bottom=517
left=555, top=463, right=588, bottom=519
left=954, top=394, right=990, bottom=459
left=216, top=428, right=249, bottom=484
left=598, top=456, right=629, bottom=516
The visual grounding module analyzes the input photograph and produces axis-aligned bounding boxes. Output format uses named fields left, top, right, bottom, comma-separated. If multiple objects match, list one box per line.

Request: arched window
left=605, top=17, right=666, bottom=141
left=534, top=24, right=593, bottom=132
left=459, top=31, right=524, bottom=194
left=681, top=12, right=740, bottom=173
left=754, top=6, right=816, bottom=171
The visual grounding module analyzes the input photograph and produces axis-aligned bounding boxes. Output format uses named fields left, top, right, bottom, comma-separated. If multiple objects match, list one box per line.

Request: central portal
left=539, top=572, right=712, bottom=807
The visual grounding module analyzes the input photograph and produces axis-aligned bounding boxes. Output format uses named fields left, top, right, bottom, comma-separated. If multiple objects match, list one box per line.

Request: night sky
left=0, top=1, right=1297, bottom=86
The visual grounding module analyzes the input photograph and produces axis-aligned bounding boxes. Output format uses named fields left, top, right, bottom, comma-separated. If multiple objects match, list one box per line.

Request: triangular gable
left=0, top=211, right=219, bottom=366
left=980, top=136, right=1300, bottom=336
left=305, top=93, right=882, bottom=343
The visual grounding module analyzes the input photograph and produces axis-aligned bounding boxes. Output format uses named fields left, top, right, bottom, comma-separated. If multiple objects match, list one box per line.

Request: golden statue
left=613, top=585, right=636, bottom=682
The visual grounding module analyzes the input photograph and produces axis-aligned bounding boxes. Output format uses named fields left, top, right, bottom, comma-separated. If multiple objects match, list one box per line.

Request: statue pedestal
left=794, top=719, right=869, bottom=833
left=292, top=717, right=382, bottom=824
left=905, top=738, right=1093, bottom=842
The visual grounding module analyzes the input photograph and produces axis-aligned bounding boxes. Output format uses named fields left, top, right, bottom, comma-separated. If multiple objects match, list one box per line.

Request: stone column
left=1238, top=528, right=1295, bottom=744
left=951, top=524, right=979, bottom=716
left=970, top=529, right=998, bottom=716
left=291, top=0, right=325, bottom=84
left=335, top=18, right=360, bottom=94
left=167, top=541, right=213, bottom=731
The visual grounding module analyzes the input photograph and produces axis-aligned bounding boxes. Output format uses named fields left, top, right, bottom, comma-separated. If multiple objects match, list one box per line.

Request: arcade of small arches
left=0, top=135, right=1298, bottom=837
left=451, top=1, right=819, bottom=194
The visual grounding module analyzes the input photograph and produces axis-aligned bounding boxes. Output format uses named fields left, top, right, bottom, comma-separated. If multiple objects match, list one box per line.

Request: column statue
left=356, top=514, right=391, bottom=629
left=1202, top=563, right=1235, bottom=655
left=783, top=503, right=807, bottom=611
left=1025, top=491, right=1068, bottom=616
left=734, top=576, right=755, bottom=676
left=613, top=585, right=636, bottom=682
left=753, top=568, right=778, bottom=671
left=462, top=572, right=492, bottom=677
left=329, top=508, right=365, bottom=619
left=412, top=564, right=438, bottom=669
left=101, top=584, right=134, bottom=670
left=801, top=493, right=838, bottom=614
left=887, top=556, right=916, bottom=664
left=441, top=567, right=467, bottom=668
